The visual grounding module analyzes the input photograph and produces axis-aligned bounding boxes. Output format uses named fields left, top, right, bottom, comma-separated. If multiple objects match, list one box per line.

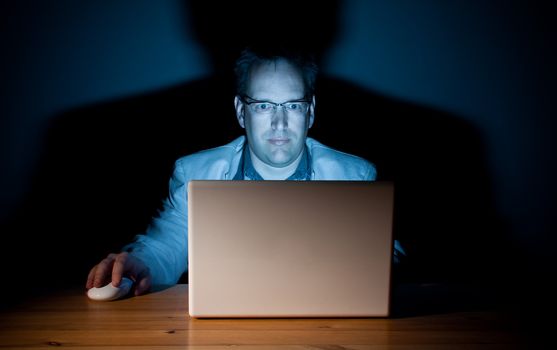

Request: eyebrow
left=243, top=95, right=308, bottom=103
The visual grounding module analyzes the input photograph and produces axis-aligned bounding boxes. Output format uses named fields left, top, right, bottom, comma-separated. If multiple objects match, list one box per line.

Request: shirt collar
left=233, top=143, right=312, bottom=181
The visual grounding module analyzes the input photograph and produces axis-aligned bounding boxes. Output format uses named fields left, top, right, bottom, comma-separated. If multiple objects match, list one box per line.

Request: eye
left=287, top=103, right=302, bottom=110
left=255, top=103, right=273, bottom=111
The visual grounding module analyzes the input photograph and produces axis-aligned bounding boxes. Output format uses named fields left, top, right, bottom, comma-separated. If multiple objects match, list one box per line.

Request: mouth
left=268, top=138, right=290, bottom=146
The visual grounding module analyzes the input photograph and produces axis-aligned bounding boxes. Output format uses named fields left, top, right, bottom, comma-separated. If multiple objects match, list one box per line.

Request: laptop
left=188, top=180, right=394, bottom=318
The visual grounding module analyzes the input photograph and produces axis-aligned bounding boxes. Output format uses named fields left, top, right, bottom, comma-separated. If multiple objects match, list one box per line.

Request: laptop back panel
left=188, top=181, right=394, bottom=317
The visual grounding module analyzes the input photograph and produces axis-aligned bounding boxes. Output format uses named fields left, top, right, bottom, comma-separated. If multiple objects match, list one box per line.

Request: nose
left=271, top=106, right=288, bottom=130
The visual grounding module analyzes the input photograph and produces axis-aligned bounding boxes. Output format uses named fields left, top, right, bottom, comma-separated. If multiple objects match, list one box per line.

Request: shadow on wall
left=1, top=0, right=507, bottom=302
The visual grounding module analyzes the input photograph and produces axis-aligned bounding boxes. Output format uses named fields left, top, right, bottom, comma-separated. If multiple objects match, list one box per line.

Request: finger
left=133, top=265, right=151, bottom=296
left=93, top=255, right=116, bottom=288
left=86, top=265, right=97, bottom=289
left=111, top=252, right=129, bottom=287
left=134, top=273, right=152, bottom=296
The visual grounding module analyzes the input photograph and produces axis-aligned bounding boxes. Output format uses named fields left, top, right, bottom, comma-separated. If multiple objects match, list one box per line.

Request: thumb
left=134, top=273, right=152, bottom=296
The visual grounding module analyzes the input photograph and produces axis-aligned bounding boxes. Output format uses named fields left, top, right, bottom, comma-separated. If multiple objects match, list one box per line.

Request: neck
left=249, top=148, right=303, bottom=180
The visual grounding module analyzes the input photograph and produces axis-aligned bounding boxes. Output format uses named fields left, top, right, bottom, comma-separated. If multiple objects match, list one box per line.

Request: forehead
left=247, top=59, right=305, bottom=100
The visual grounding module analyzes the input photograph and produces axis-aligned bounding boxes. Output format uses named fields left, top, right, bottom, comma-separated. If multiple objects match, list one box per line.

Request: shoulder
left=307, top=137, right=377, bottom=180
left=174, top=136, right=245, bottom=179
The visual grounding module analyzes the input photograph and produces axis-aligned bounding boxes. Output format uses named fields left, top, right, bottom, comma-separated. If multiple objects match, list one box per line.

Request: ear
left=234, top=96, right=246, bottom=128
left=308, top=95, right=316, bottom=128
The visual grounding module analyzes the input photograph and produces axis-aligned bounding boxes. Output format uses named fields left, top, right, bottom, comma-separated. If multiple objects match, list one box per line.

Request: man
left=86, top=47, right=402, bottom=296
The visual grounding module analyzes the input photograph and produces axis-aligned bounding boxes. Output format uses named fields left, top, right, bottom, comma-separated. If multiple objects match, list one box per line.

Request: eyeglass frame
left=239, top=95, right=312, bottom=115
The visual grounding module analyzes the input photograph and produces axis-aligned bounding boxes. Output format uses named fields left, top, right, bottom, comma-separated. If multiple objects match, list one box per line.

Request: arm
left=87, top=159, right=190, bottom=294
left=362, top=161, right=406, bottom=264
left=122, top=159, right=189, bottom=286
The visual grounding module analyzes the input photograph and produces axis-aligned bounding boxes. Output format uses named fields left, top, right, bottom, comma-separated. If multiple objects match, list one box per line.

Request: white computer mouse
left=87, top=277, right=133, bottom=301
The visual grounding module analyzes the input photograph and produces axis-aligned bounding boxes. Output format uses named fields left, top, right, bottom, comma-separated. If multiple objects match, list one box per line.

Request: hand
left=86, top=252, right=151, bottom=296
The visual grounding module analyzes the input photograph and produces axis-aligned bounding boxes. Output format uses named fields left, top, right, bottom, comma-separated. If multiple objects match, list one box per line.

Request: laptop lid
left=188, top=180, right=394, bottom=318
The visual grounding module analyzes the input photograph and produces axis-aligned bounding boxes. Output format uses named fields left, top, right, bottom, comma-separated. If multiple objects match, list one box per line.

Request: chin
left=267, top=150, right=293, bottom=165
left=267, top=156, right=293, bottom=168
left=268, top=159, right=292, bottom=167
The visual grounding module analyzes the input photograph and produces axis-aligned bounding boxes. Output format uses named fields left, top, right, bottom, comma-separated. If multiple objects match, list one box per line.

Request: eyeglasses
left=241, top=95, right=310, bottom=116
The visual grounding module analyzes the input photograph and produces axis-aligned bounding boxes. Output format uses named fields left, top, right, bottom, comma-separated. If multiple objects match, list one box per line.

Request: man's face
left=235, top=59, right=315, bottom=168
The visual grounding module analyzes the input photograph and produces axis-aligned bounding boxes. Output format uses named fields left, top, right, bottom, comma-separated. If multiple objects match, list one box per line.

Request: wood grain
left=0, top=284, right=527, bottom=349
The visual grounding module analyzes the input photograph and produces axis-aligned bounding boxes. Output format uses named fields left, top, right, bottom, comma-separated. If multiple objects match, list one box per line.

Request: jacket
left=125, top=136, right=377, bottom=284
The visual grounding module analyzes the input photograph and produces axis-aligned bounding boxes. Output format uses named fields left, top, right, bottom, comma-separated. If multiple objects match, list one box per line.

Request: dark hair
left=234, top=46, right=319, bottom=98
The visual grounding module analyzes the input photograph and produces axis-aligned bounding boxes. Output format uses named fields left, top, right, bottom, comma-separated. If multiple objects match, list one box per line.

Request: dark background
left=1, top=0, right=555, bottom=330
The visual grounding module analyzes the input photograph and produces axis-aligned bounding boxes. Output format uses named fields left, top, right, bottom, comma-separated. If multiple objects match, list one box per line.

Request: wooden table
left=0, top=284, right=533, bottom=349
